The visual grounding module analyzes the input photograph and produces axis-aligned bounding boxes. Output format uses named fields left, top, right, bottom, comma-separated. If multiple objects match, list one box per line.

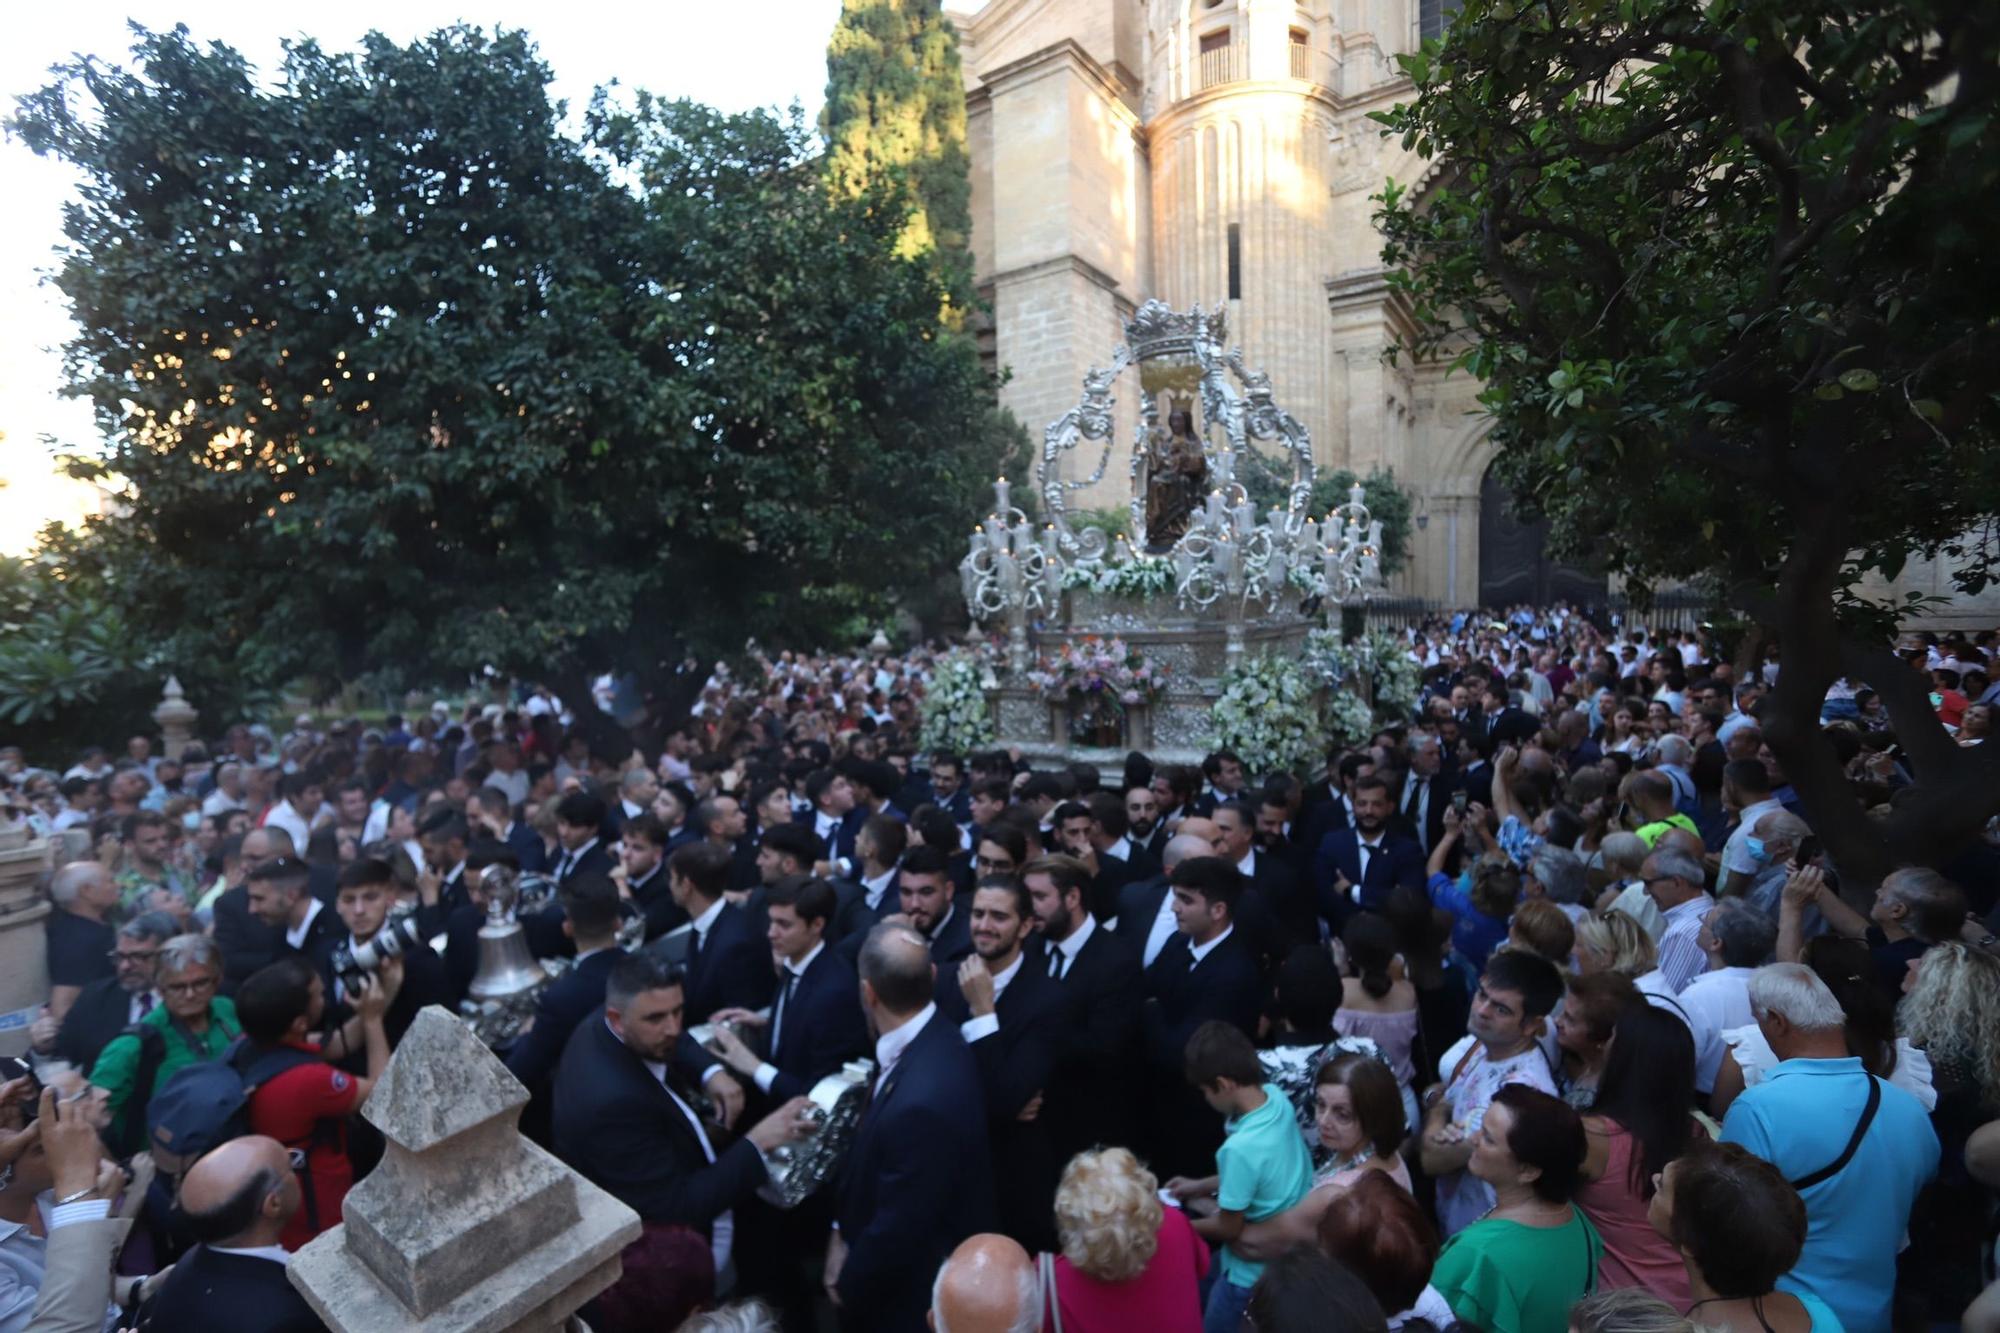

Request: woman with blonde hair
left=1570, top=1288, right=1705, bottom=1333
left=1040, top=1147, right=1207, bottom=1331
left=1576, top=912, right=1658, bottom=980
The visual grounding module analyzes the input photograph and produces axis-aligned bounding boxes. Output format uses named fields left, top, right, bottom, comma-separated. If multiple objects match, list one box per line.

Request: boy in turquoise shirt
left=1164, top=1021, right=1314, bottom=1333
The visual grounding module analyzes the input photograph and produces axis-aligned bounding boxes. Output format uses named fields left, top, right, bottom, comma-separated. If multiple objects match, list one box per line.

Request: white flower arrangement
left=918, top=651, right=995, bottom=755
left=1324, top=689, right=1377, bottom=747
left=1210, top=652, right=1323, bottom=777
left=1059, top=555, right=1177, bottom=599
left=1304, top=628, right=1424, bottom=725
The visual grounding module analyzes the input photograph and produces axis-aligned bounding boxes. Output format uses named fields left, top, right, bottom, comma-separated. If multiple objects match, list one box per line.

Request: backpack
left=146, top=1038, right=342, bottom=1231
left=111, top=1011, right=243, bottom=1158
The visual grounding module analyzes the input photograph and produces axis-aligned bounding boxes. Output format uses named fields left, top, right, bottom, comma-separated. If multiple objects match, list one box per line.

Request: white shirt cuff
left=753, top=1063, right=779, bottom=1094
left=961, top=1013, right=1000, bottom=1043
left=50, top=1199, right=112, bottom=1230
left=699, top=1063, right=724, bottom=1087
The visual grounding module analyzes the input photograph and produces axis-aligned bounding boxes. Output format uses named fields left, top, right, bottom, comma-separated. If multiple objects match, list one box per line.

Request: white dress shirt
left=753, top=942, right=826, bottom=1094
left=638, top=1044, right=736, bottom=1274
left=285, top=896, right=324, bottom=950
left=1655, top=894, right=1715, bottom=994
left=1046, top=914, right=1097, bottom=980
left=553, top=836, right=600, bottom=881
left=1142, top=890, right=1180, bottom=968
left=874, top=1002, right=937, bottom=1090
left=961, top=952, right=1025, bottom=1044
left=1187, top=924, right=1234, bottom=966
left=690, top=896, right=726, bottom=951
left=860, top=868, right=897, bottom=913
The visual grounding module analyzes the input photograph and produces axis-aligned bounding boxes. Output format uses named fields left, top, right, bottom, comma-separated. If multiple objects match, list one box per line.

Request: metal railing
left=1606, top=585, right=1719, bottom=634
left=1364, top=595, right=1441, bottom=631
left=1198, top=42, right=1241, bottom=90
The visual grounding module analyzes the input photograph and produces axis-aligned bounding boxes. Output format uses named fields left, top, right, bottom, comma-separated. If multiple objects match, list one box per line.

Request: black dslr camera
left=331, top=909, right=427, bottom=993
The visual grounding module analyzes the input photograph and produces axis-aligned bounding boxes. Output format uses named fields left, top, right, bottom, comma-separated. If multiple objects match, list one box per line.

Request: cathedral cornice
left=970, top=38, right=1142, bottom=125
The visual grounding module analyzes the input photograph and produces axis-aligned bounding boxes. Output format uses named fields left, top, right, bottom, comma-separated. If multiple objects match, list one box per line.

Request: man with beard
left=1311, top=774, right=1425, bottom=930
left=1050, top=800, right=1133, bottom=924
left=896, top=846, right=971, bottom=965
left=622, top=813, right=687, bottom=943
left=1116, top=784, right=1170, bottom=869
left=1215, top=800, right=1307, bottom=952
left=935, top=879, right=1065, bottom=1251
left=1024, top=855, right=1142, bottom=1161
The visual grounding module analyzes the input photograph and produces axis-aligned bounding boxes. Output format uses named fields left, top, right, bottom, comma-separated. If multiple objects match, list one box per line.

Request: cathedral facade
left=953, top=0, right=1536, bottom=608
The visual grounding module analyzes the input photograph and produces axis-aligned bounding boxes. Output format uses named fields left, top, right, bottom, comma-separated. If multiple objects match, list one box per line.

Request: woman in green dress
left=1432, top=1082, right=1603, bottom=1333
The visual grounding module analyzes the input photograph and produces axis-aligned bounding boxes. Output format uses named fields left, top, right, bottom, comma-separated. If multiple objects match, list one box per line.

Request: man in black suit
left=827, top=923, right=994, bottom=1331
left=1023, top=855, right=1143, bottom=1162
left=1296, top=751, right=1374, bottom=857
left=412, top=807, right=473, bottom=938
left=1214, top=799, right=1310, bottom=952
left=507, top=873, right=628, bottom=1143
left=703, top=875, right=868, bottom=1102
left=759, top=823, right=873, bottom=947
left=548, top=789, right=615, bottom=884
left=551, top=955, right=815, bottom=1283
left=659, top=841, right=774, bottom=1023
left=895, top=845, right=971, bottom=965
left=473, top=786, right=546, bottom=874
left=1311, top=774, right=1426, bottom=930
left=934, top=878, right=1065, bottom=1251
left=919, top=751, right=972, bottom=824
left=1051, top=800, right=1135, bottom=924
left=1191, top=749, right=1248, bottom=818
left=803, top=768, right=862, bottom=866
left=141, top=1134, right=327, bottom=1332
left=243, top=857, right=343, bottom=1000
left=1128, top=780, right=1168, bottom=860
left=621, top=813, right=687, bottom=943
left=1390, top=730, right=1455, bottom=857
left=1141, top=855, right=1264, bottom=1177
left=213, top=827, right=323, bottom=993
left=1114, top=831, right=1207, bottom=967
left=43, top=911, right=176, bottom=1073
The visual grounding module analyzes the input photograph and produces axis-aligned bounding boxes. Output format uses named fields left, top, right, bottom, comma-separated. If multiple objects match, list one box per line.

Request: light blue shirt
left=1214, top=1084, right=1314, bottom=1288
left=1720, top=1056, right=1938, bottom=1333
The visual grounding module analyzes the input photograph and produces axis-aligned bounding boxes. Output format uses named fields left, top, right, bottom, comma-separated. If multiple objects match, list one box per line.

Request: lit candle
left=1040, top=524, right=1058, bottom=556
left=995, top=475, right=1011, bottom=513
left=1349, top=482, right=1366, bottom=508
left=970, top=527, right=987, bottom=555
left=1207, top=490, right=1224, bottom=527
left=1322, top=544, right=1338, bottom=594
left=1235, top=498, right=1255, bottom=537
left=1328, top=515, right=1346, bottom=549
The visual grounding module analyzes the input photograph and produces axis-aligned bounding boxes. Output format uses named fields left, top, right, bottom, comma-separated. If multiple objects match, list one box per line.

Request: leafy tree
left=12, top=24, right=1020, bottom=740
left=0, top=546, right=166, bottom=755
left=823, top=0, right=974, bottom=309
left=1376, top=0, right=2000, bottom=884
left=1242, top=466, right=1416, bottom=578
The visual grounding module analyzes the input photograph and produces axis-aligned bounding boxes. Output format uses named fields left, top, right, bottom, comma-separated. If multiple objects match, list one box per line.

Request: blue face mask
left=1746, top=835, right=1769, bottom=863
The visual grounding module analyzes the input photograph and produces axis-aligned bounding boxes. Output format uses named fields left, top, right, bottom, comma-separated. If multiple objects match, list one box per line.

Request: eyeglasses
left=161, top=977, right=218, bottom=996
left=109, top=950, right=160, bottom=965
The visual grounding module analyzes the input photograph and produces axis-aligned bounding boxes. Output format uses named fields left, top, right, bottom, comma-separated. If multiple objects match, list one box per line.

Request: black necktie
left=1048, top=947, right=1065, bottom=980
left=688, top=928, right=705, bottom=970
left=1404, top=778, right=1424, bottom=822
left=773, top=970, right=797, bottom=1046
left=1358, top=842, right=1376, bottom=881
left=135, top=993, right=155, bottom=1020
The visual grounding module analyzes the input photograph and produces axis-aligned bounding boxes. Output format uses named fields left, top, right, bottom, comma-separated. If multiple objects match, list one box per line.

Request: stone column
left=152, top=676, right=199, bottom=761
left=289, top=1006, right=640, bottom=1332
left=0, top=823, right=53, bottom=1059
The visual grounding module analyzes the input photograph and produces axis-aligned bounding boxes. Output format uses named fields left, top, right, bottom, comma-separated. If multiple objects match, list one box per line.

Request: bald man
left=828, top=924, right=993, bottom=1331
left=928, top=1234, right=1038, bottom=1333
left=143, top=1136, right=326, bottom=1332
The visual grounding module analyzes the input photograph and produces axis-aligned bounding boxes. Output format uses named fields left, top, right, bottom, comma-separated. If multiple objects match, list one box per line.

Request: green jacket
left=89, top=997, right=241, bottom=1149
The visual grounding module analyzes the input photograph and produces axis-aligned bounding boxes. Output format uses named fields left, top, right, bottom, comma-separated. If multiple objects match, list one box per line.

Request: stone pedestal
left=992, top=591, right=1319, bottom=766
left=152, top=676, right=199, bottom=762
left=289, top=1007, right=640, bottom=1332
left=0, top=823, right=52, bottom=1058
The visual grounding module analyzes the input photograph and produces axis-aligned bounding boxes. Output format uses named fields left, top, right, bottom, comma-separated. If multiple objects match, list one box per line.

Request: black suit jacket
left=139, top=1244, right=326, bottom=1332
left=212, top=886, right=286, bottom=993
left=1312, top=827, right=1427, bottom=926
left=936, top=951, right=1065, bottom=1251
left=53, top=976, right=142, bottom=1073
left=504, top=821, right=547, bottom=874
left=925, top=902, right=974, bottom=966
left=835, top=1014, right=994, bottom=1330
left=678, top=902, right=776, bottom=1024
left=628, top=869, right=688, bottom=943
left=1142, top=928, right=1265, bottom=1177
left=1113, top=873, right=1172, bottom=957
left=1041, top=922, right=1145, bottom=1161
left=1084, top=852, right=1136, bottom=927
left=762, top=945, right=869, bottom=1101
left=551, top=1008, right=766, bottom=1228
left=508, top=947, right=628, bottom=1092
left=287, top=900, right=347, bottom=1003
left=551, top=840, right=615, bottom=885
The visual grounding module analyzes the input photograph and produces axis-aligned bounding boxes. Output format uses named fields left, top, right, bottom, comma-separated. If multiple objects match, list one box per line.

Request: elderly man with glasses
left=89, top=933, right=242, bottom=1155
left=33, top=911, right=180, bottom=1073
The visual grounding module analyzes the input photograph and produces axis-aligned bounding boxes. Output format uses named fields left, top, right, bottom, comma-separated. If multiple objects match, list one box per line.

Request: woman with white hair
left=86, top=933, right=239, bottom=1155
left=1039, top=1148, right=1207, bottom=1331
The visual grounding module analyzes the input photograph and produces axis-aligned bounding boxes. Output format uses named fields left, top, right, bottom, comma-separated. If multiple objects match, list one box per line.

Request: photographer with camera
left=329, top=857, right=451, bottom=1052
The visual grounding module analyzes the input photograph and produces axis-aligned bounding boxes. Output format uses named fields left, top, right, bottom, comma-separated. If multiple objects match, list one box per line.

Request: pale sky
left=0, top=0, right=864, bottom=552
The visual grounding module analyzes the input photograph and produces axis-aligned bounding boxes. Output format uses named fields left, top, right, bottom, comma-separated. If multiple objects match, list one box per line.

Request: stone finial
left=289, top=1006, right=640, bottom=1332
left=152, top=676, right=199, bottom=761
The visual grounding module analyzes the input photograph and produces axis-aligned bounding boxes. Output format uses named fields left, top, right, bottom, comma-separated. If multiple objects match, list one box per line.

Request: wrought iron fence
left=1606, top=586, right=1720, bottom=634
left=1363, top=595, right=1441, bottom=631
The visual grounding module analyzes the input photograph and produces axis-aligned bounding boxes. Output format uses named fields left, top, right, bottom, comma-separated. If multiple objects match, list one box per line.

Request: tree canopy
left=823, top=0, right=975, bottom=309
left=1376, top=0, right=2000, bottom=882
left=11, top=24, right=1021, bottom=726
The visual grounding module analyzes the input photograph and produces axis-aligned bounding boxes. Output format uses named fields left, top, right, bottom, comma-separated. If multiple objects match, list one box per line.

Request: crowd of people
left=3, top=605, right=1999, bottom=1333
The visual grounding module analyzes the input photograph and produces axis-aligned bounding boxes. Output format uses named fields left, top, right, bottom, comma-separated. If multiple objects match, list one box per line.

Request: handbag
left=1038, top=1249, right=1064, bottom=1333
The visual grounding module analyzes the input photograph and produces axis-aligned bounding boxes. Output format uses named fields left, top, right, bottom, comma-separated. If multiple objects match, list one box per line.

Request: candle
left=1040, top=524, right=1058, bottom=556
left=995, top=475, right=1011, bottom=513
left=1368, top=519, right=1383, bottom=550
left=1207, top=490, right=1224, bottom=527
left=1349, top=482, right=1366, bottom=508
left=1267, top=543, right=1290, bottom=589
left=970, top=527, right=987, bottom=555
left=1235, top=498, right=1255, bottom=537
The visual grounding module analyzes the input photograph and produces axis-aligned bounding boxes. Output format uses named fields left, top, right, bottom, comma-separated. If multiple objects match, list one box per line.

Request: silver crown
left=1124, top=300, right=1226, bottom=362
